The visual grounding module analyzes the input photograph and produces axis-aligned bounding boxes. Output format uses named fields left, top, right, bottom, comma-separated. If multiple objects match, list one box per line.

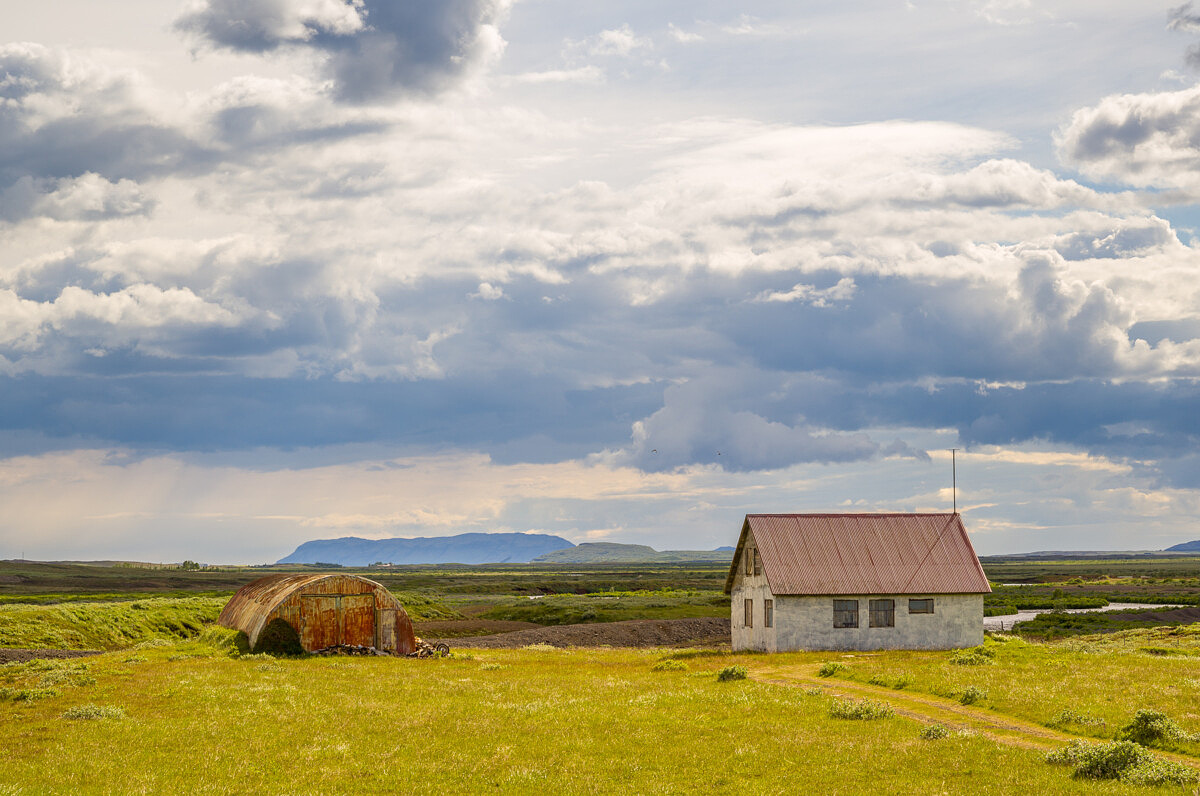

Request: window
left=833, top=599, right=858, bottom=628
left=764, top=599, right=773, bottom=628
left=869, top=599, right=895, bottom=628
left=745, top=547, right=754, bottom=575
left=744, top=598, right=754, bottom=627
left=753, top=549, right=762, bottom=576
left=909, top=598, right=935, bottom=614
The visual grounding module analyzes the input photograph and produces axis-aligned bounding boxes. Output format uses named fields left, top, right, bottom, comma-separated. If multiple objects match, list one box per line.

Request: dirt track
left=436, top=617, right=731, bottom=648
left=0, top=649, right=101, bottom=664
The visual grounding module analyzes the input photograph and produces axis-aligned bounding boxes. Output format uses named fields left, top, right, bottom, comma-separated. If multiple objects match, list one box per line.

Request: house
left=725, top=513, right=991, bottom=652
left=218, top=573, right=418, bottom=655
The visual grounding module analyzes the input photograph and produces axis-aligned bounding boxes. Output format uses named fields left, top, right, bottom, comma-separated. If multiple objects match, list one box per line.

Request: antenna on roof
left=950, top=448, right=958, bottom=515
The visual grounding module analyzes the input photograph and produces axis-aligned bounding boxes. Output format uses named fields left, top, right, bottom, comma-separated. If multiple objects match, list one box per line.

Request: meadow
left=3, top=557, right=1200, bottom=793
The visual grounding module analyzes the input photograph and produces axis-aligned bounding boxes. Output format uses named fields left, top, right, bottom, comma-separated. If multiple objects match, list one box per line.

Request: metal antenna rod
left=950, top=448, right=958, bottom=514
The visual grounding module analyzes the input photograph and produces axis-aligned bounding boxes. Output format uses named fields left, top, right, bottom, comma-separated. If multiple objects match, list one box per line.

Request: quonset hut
left=726, top=513, right=991, bottom=652
left=218, top=574, right=417, bottom=655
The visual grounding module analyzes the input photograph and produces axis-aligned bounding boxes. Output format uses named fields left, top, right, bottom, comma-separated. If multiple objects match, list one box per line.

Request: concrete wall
left=731, top=548, right=984, bottom=651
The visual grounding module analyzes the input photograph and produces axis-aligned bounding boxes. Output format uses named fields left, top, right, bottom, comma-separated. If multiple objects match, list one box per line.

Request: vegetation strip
left=754, top=664, right=1200, bottom=771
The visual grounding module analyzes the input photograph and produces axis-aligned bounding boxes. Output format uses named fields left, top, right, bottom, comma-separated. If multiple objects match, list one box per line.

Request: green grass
left=807, top=628, right=1200, bottom=755
left=0, top=597, right=226, bottom=650
left=0, top=643, right=1164, bottom=795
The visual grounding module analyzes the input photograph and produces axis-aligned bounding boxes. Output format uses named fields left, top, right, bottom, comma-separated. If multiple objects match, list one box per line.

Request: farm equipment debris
left=409, top=638, right=451, bottom=658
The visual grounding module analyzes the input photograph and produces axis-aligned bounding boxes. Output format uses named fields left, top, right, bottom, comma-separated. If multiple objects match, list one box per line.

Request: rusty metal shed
left=218, top=573, right=417, bottom=655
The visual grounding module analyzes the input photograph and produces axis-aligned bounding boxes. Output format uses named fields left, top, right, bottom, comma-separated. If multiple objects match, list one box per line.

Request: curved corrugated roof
left=724, top=513, right=991, bottom=595
left=218, top=573, right=400, bottom=647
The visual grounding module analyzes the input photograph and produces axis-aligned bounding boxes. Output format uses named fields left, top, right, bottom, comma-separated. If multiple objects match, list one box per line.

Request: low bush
left=62, top=704, right=126, bottom=720
left=1048, top=709, right=1106, bottom=730
left=651, top=659, right=688, bottom=672
left=817, top=662, right=845, bottom=677
left=949, top=646, right=995, bottom=666
left=1045, top=739, right=1196, bottom=784
left=957, top=686, right=987, bottom=706
left=919, top=724, right=950, bottom=740
left=716, top=665, right=747, bottom=682
left=829, top=697, right=894, bottom=720
left=1117, top=709, right=1193, bottom=747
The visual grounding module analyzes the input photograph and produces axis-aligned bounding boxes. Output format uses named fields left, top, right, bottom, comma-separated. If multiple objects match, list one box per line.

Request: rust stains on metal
left=218, top=573, right=417, bottom=655
left=723, top=513, right=991, bottom=596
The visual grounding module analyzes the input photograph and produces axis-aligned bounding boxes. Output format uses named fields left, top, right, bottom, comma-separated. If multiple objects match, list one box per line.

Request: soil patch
left=0, top=648, right=102, bottom=664
left=1109, top=605, right=1200, bottom=625
left=436, top=617, right=730, bottom=649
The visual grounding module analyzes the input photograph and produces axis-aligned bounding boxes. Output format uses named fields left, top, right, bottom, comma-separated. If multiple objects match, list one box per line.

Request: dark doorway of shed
left=300, top=594, right=375, bottom=650
left=255, top=618, right=303, bottom=655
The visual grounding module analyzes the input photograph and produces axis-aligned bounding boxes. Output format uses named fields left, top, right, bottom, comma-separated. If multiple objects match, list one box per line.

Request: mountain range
left=276, top=532, right=573, bottom=566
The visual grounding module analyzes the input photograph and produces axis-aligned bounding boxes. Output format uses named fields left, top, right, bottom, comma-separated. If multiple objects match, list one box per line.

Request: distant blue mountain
left=277, top=532, right=575, bottom=566
left=1166, top=540, right=1200, bottom=552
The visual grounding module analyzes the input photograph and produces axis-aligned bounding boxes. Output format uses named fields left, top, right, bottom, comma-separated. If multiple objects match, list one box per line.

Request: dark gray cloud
left=176, top=0, right=509, bottom=101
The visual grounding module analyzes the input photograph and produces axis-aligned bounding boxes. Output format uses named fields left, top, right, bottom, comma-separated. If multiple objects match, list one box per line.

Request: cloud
left=175, top=0, right=512, bottom=101
left=1057, top=85, right=1200, bottom=190
left=566, top=24, right=653, bottom=58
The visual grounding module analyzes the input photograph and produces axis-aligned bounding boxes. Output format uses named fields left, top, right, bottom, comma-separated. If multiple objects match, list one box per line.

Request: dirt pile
left=438, top=617, right=731, bottom=649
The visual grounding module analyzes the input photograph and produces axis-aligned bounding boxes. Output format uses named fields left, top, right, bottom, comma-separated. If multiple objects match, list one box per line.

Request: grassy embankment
left=0, top=637, right=1182, bottom=794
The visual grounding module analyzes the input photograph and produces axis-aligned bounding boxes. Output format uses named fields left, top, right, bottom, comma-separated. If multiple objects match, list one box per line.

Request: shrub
left=1046, top=740, right=1147, bottom=779
left=817, top=662, right=845, bottom=677
left=480, top=663, right=506, bottom=671
left=957, top=686, right=987, bottom=706
left=920, top=724, right=950, bottom=740
left=949, top=646, right=995, bottom=666
left=829, top=697, right=894, bottom=720
left=0, top=687, right=59, bottom=702
left=716, top=665, right=748, bottom=682
left=1049, top=709, right=1106, bottom=730
left=652, top=659, right=689, bottom=672
left=522, top=643, right=558, bottom=652
left=62, top=704, right=126, bottom=720
left=1117, top=709, right=1191, bottom=746
left=1122, top=757, right=1199, bottom=786
left=891, top=673, right=911, bottom=690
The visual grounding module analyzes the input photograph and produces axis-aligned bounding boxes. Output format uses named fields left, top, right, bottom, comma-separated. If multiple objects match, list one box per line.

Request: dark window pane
left=744, top=598, right=753, bottom=627
left=908, top=598, right=934, bottom=614
left=764, top=599, right=773, bottom=628
left=869, top=599, right=895, bottom=628
left=833, top=599, right=858, bottom=628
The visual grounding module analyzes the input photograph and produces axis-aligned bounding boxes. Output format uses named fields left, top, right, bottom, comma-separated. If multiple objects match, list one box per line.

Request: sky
left=2, top=0, right=1200, bottom=563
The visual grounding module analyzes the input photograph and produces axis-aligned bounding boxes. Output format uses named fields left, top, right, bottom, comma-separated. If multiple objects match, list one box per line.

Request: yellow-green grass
left=477, top=589, right=729, bottom=625
left=0, top=643, right=1166, bottom=795
left=790, top=628, right=1200, bottom=754
left=0, top=594, right=460, bottom=651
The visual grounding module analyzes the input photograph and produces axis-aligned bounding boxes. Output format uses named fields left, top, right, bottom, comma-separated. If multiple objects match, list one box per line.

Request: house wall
left=731, top=587, right=983, bottom=652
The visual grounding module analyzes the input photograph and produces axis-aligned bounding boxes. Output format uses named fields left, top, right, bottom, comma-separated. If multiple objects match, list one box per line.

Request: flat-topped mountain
left=1167, top=540, right=1200, bottom=552
left=277, top=532, right=574, bottom=566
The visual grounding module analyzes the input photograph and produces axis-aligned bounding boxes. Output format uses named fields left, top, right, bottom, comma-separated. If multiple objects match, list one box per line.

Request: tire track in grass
left=751, top=663, right=1200, bottom=770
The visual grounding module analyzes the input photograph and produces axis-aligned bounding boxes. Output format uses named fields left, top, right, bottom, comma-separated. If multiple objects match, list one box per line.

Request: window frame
left=869, top=598, right=895, bottom=628
left=745, top=547, right=754, bottom=576
left=908, top=598, right=935, bottom=614
left=744, top=597, right=753, bottom=628
left=753, top=549, right=762, bottom=576
left=833, top=599, right=859, bottom=628
left=764, top=598, right=773, bottom=628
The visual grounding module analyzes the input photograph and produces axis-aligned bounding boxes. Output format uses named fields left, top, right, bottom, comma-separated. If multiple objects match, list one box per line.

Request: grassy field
left=0, top=638, right=1182, bottom=795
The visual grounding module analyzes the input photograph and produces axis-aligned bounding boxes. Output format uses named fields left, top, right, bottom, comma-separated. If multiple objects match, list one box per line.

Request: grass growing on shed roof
left=0, top=641, right=1173, bottom=795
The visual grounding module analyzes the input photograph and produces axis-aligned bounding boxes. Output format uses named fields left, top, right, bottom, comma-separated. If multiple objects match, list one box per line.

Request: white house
left=726, top=513, right=991, bottom=652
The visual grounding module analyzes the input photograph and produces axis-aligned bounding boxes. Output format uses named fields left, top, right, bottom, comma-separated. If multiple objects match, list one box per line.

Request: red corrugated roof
left=724, top=513, right=991, bottom=595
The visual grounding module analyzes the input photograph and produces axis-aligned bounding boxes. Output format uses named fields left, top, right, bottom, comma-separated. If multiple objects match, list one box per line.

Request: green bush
left=949, top=646, right=995, bottom=666
left=829, top=697, right=894, bottom=720
left=716, top=665, right=747, bottom=682
left=1049, top=709, right=1106, bottom=730
left=957, top=686, right=987, bottom=706
left=984, top=604, right=1018, bottom=617
left=920, top=724, right=950, bottom=740
left=1045, top=739, right=1195, bottom=784
left=817, top=662, right=845, bottom=677
left=1117, top=709, right=1192, bottom=747
left=62, top=704, right=126, bottom=720
left=652, top=659, right=689, bottom=672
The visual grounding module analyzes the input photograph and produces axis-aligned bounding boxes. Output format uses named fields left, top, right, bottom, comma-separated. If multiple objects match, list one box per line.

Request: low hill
left=531, top=542, right=734, bottom=564
left=277, top=532, right=574, bottom=566
left=1167, top=540, right=1200, bottom=552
